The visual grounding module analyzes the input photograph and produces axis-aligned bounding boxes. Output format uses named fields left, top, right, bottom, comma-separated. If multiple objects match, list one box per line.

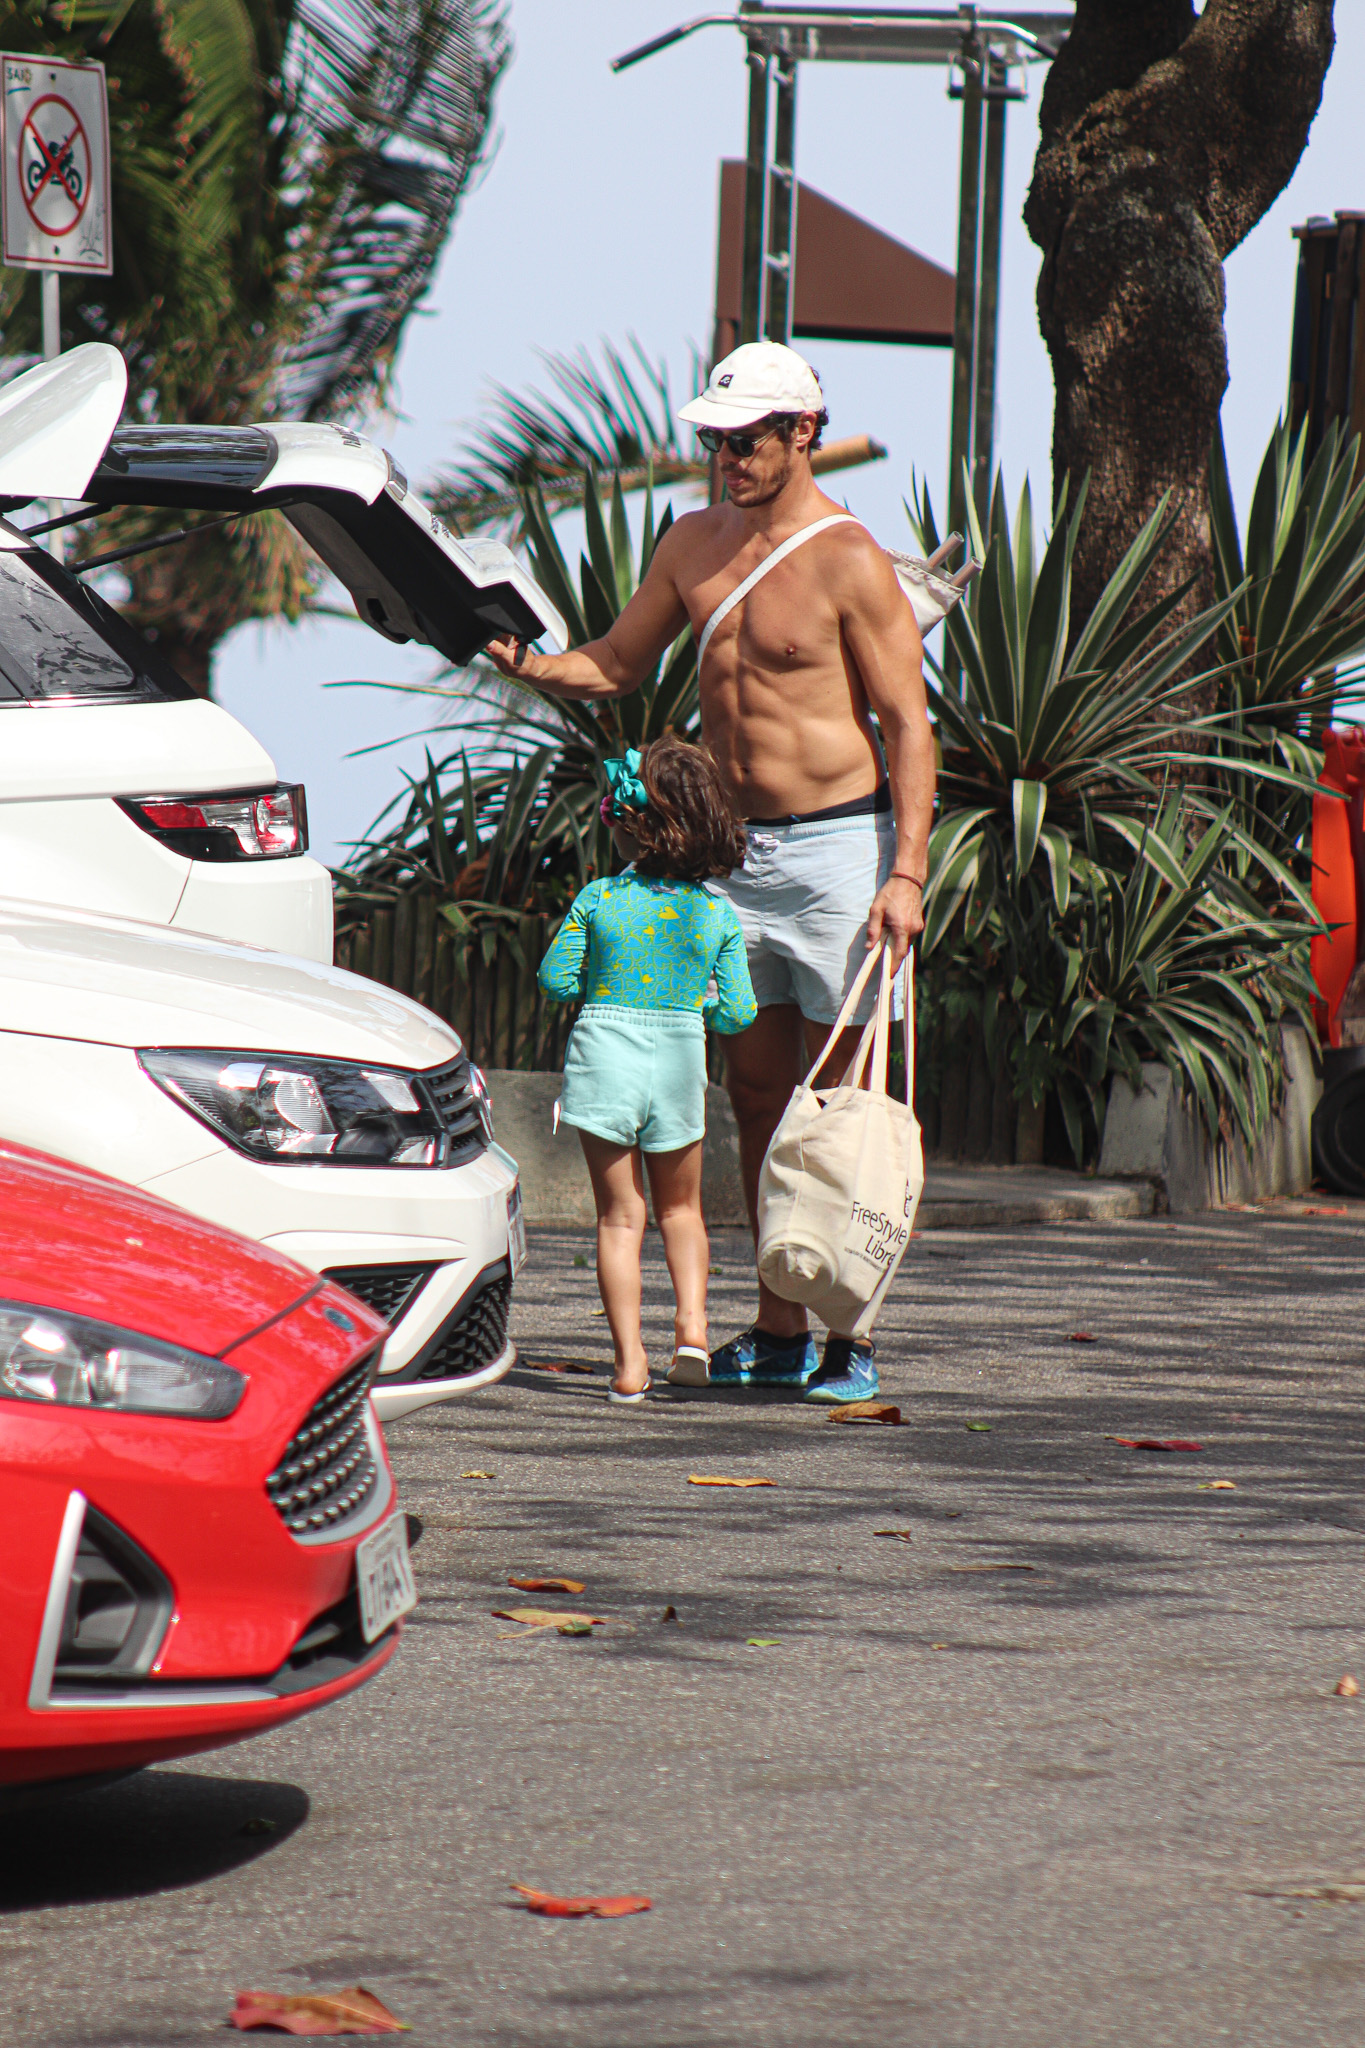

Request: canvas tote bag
left=756, top=943, right=924, bottom=1339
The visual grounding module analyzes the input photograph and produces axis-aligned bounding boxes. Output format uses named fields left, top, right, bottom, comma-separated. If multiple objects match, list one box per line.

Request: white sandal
left=608, top=1377, right=651, bottom=1406
left=666, top=1346, right=710, bottom=1388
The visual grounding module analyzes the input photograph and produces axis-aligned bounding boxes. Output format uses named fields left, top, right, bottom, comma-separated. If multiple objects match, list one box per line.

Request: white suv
left=0, top=344, right=565, bottom=958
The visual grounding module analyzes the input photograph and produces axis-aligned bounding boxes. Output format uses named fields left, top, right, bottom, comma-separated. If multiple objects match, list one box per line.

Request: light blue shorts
left=711, top=812, right=897, bottom=1025
left=559, top=1004, right=707, bottom=1153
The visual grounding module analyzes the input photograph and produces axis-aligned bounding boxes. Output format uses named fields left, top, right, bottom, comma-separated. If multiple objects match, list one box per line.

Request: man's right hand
left=484, top=633, right=534, bottom=680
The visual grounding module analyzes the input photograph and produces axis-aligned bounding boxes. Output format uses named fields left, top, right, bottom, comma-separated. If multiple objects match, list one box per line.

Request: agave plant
left=1206, top=416, right=1365, bottom=897
left=911, top=450, right=1338, bottom=1156
left=335, top=467, right=699, bottom=934
left=911, top=470, right=1241, bottom=955
left=971, top=803, right=1319, bottom=1162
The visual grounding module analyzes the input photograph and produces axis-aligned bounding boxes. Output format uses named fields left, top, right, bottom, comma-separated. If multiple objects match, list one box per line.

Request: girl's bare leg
left=643, top=1141, right=708, bottom=1353
left=578, top=1131, right=649, bottom=1394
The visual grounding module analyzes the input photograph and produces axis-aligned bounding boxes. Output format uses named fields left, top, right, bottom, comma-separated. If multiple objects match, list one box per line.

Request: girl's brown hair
left=625, top=733, right=747, bottom=882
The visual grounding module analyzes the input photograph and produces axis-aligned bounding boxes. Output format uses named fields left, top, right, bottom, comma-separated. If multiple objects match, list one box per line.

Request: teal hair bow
left=602, top=748, right=648, bottom=819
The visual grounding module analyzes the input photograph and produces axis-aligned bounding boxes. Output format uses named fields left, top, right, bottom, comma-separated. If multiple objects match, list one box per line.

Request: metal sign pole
left=764, top=49, right=798, bottom=344
left=740, top=42, right=771, bottom=343
left=947, top=37, right=983, bottom=547
left=972, top=59, right=1008, bottom=519
left=40, top=266, right=59, bottom=358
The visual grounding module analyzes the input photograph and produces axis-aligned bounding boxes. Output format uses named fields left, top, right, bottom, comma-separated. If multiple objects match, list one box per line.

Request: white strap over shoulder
left=696, top=513, right=856, bottom=666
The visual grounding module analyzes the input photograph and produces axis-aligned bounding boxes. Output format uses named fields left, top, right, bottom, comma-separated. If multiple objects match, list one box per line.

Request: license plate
left=355, top=1512, right=417, bottom=1643
left=508, top=1180, right=527, bottom=1273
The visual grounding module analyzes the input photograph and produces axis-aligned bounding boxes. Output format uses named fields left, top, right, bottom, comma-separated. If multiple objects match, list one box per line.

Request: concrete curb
left=486, top=1071, right=1156, bottom=1231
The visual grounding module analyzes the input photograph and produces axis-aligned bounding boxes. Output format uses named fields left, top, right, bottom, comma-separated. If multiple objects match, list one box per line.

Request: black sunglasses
left=696, top=418, right=786, bottom=458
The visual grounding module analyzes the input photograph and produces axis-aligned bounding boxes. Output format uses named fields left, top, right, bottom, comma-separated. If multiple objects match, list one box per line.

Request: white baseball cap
left=678, top=341, right=824, bottom=430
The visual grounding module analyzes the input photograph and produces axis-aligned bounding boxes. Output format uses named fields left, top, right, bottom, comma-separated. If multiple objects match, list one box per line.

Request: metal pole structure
left=41, top=269, right=60, bottom=359
left=971, top=61, right=1007, bottom=520
left=41, top=270, right=63, bottom=554
left=740, top=42, right=770, bottom=344
left=764, top=49, right=798, bottom=345
left=947, top=36, right=984, bottom=546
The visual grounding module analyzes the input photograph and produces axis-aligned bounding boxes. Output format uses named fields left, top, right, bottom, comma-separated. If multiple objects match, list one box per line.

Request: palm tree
left=0, top=0, right=510, bottom=693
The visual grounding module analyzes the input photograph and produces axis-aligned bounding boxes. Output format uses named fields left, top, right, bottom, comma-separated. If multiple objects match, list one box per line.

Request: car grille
left=322, top=1262, right=438, bottom=1327
left=419, top=1054, right=491, bottom=1166
left=266, top=1354, right=380, bottom=1536
left=414, top=1267, right=512, bottom=1382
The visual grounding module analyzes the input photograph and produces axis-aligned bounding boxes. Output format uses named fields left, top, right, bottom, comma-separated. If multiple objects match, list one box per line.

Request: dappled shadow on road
left=395, top=1212, right=1365, bottom=1671
left=0, top=1770, right=309, bottom=1911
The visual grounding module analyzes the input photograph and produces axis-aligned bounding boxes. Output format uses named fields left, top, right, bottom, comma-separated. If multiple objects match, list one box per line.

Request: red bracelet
left=890, top=871, right=925, bottom=888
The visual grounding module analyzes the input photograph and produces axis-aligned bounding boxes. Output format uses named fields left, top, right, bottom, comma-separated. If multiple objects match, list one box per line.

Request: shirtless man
left=486, top=341, right=934, bottom=1404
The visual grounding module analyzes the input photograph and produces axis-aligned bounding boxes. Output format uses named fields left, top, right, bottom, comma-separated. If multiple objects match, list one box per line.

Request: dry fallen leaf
left=874, top=1528, right=913, bottom=1542
left=1198, top=1480, right=1238, bottom=1491
left=660, top=1604, right=679, bottom=1622
left=1107, top=1436, right=1204, bottom=1453
left=461, top=1469, right=495, bottom=1480
left=523, top=1358, right=596, bottom=1376
left=747, top=1638, right=781, bottom=1648
left=509, top=1577, right=585, bottom=1594
left=829, top=1401, right=902, bottom=1424
left=1253, top=1883, right=1365, bottom=1903
left=229, top=1987, right=408, bottom=2035
left=1336, top=1675, right=1361, bottom=1698
left=687, top=1475, right=775, bottom=1487
left=512, top=1885, right=651, bottom=1918
left=492, top=1607, right=605, bottom=1630
left=1069, top=1331, right=1098, bottom=1344
left=1301, top=1206, right=1348, bottom=1216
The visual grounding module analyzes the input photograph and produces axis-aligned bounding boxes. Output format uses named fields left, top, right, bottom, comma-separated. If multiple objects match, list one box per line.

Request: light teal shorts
left=559, top=1004, right=707, bottom=1153
left=711, top=811, right=898, bottom=1025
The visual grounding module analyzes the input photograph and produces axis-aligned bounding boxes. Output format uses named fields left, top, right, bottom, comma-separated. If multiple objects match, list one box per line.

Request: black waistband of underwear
left=745, top=781, right=892, bottom=828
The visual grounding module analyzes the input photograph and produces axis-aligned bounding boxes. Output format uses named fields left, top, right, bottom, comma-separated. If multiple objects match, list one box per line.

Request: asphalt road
left=5, top=1211, right=1365, bottom=2048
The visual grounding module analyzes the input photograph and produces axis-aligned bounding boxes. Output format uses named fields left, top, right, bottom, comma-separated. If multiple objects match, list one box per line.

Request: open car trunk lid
left=86, top=420, right=568, bottom=664
left=0, top=347, right=566, bottom=665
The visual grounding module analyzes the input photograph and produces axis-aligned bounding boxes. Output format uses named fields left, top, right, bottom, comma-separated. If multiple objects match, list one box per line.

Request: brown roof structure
left=713, top=159, right=956, bottom=355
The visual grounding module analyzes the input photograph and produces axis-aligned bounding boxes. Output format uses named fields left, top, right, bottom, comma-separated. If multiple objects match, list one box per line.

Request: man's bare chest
left=684, top=545, right=846, bottom=671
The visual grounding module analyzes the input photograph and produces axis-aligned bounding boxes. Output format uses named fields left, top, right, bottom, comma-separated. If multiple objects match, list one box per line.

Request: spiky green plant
left=1207, top=416, right=1365, bottom=898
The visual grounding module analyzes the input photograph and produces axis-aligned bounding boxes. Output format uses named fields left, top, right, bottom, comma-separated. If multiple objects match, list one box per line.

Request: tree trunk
left=1025, top=1, right=1336, bottom=630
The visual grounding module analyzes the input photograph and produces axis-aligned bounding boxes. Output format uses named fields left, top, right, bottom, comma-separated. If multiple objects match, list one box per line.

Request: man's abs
left=702, top=660, right=883, bottom=818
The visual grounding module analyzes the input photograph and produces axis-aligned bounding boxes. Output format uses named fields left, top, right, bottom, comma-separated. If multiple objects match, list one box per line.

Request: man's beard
left=733, top=443, right=793, bottom=505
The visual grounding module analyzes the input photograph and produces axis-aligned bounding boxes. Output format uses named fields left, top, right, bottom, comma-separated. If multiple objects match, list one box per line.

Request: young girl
left=538, top=734, right=756, bottom=1403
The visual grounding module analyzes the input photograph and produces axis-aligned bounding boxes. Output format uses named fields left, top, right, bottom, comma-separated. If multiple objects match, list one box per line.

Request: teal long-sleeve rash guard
left=538, top=868, right=757, bottom=1034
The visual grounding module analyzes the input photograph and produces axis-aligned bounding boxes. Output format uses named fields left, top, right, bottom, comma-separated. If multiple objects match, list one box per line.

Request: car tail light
left=118, top=783, right=308, bottom=861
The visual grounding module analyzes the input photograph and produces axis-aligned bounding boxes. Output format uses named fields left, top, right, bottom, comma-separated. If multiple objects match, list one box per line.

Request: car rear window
left=0, top=549, right=196, bottom=706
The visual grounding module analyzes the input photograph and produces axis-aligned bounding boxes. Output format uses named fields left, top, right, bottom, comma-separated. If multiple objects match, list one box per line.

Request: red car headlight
left=117, top=783, right=308, bottom=861
left=0, top=1301, right=245, bottom=1419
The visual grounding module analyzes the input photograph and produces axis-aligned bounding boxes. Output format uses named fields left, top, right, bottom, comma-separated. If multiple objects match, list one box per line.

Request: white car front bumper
left=141, top=1142, right=524, bottom=1422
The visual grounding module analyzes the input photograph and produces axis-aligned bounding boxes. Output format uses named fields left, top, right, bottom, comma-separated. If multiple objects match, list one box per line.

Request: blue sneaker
left=802, top=1337, right=879, bottom=1405
left=708, top=1326, right=819, bottom=1387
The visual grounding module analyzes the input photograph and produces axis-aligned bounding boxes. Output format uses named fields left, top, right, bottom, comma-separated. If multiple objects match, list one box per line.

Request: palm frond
left=431, top=338, right=706, bottom=531
left=278, top=0, right=512, bottom=418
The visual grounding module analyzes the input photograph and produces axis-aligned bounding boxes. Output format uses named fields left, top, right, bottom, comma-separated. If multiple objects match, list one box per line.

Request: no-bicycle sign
left=1, top=54, right=111, bottom=275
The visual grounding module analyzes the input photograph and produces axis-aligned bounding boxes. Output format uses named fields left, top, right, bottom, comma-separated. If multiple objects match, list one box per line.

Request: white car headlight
left=0, top=1302, right=245, bottom=1419
left=138, top=1049, right=459, bottom=1167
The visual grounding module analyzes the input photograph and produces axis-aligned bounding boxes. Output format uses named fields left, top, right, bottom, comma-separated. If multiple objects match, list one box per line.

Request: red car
left=1, top=1141, right=415, bottom=1792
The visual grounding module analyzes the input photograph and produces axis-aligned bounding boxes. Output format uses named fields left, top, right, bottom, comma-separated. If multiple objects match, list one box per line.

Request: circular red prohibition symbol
left=18, top=94, right=92, bottom=239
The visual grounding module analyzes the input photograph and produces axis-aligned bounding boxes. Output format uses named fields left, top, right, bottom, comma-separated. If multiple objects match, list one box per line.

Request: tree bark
left=1025, top=1, right=1336, bottom=629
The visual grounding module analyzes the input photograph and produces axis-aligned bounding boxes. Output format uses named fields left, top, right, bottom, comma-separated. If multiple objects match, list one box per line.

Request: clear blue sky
left=215, top=2, right=1365, bottom=867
